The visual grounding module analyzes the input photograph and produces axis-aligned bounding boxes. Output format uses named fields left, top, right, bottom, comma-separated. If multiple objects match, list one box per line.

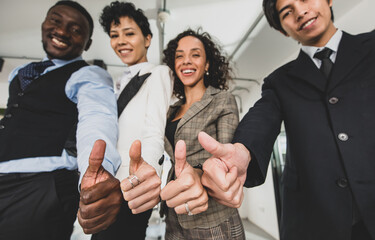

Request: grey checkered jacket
left=163, top=86, right=240, bottom=229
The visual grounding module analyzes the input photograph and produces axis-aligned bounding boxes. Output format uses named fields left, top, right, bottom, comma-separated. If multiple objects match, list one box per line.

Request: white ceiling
left=0, top=0, right=374, bottom=105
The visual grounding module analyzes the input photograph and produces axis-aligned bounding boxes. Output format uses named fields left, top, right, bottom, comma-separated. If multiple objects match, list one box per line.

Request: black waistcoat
left=0, top=60, right=88, bottom=162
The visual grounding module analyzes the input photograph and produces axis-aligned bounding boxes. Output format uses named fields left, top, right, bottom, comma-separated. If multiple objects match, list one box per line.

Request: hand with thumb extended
left=78, top=139, right=122, bottom=234
left=198, top=131, right=250, bottom=208
left=120, top=140, right=161, bottom=214
left=160, top=140, right=208, bottom=215
left=80, top=139, right=109, bottom=190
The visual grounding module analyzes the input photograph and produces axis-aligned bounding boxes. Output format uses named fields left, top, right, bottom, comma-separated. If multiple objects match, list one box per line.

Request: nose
left=295, top=2, right=308, bottom=21
left=182, top=55, right=191, bottom=65
left=54, top=24, right=69, bottom=38
left=118, top=34, right=128, bottom=46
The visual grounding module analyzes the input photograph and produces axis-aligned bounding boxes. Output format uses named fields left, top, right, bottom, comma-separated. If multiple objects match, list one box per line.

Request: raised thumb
left=129, top=140, right=144, bottom=175
left=87, top=139, right=106, bottom=174
left=174, top=140, right=187, bottom=178
left=198, top=132, right=226, bottom=157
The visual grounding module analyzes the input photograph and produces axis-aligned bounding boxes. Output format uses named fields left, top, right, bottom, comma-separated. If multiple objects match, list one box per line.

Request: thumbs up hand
left=160, top=140, right=208, bottom=215
left=78, top=140, right=122, bottom=234
left=121, top=140, right=161, bottom=214
left=198, top=132, right=250, bottom=208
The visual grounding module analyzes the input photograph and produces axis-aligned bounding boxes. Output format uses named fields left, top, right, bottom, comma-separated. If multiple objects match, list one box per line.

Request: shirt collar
left=43, top=56, right=83, bottom=67
left=124, top=62, right=150, bottom=78
left=301, top=29, right=342, bottom=60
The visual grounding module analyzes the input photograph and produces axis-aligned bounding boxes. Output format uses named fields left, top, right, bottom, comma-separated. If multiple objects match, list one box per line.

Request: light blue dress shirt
left=0, top=56, right=121, bottom=182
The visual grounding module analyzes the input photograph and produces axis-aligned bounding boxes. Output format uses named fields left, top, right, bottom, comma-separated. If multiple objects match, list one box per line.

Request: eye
left=282, top=10, right=292, bottom=19
left=49, top=17, right=59, bottom=24
left=110, top=34, right=118, bottom=39
left=175, top=54, right=183, bottom=59
left=192, top=54, right=200, bottom=57
left=71, top=27, right=82, bottom=35
left=125, top=32, right=135, bottom=36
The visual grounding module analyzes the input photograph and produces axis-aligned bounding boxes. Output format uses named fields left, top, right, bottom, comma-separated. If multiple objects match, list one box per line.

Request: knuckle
left=182, top=175, right=194, bottom=189
left=222, top=182, right=231, bottom=192
left=79, top=207, right=89, bottom=218
left=202, top=203, right=209, bottom=212
left=150, top=180, right=161, bottom=189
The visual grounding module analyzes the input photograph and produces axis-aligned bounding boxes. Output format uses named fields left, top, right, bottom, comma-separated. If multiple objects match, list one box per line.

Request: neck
left=184, top=82, right=206, bottom=106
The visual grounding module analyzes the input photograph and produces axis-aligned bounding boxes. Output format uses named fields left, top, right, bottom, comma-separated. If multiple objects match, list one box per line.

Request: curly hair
left=99, top=1, right=152, bottom=38
left=163, top=29, right=231, bottom=101
left=263, top=0, right=334, bottom=35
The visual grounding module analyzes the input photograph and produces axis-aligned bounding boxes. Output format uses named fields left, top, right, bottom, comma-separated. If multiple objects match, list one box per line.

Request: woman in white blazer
left=94, top=2, right=173, bottom=239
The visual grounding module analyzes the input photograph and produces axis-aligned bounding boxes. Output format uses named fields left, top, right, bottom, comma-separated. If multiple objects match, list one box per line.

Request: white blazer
left=115, top=62, right=173, bottom=180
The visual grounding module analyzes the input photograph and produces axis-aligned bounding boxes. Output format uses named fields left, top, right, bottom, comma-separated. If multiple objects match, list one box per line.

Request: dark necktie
left=314, top=48, right=334, bottom=79
left=18, top=60, right=54, bottom=90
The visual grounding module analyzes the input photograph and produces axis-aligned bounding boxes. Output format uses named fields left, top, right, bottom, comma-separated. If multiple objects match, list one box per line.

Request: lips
left=181, top=68, right=196, bottom=76
left=49, top=34, right=69, bottom=48
left=52, top=37, right=68, bottom=47
left=118, top=49, right=132, bottom=56
left=299, top=17, right=317, bottom=30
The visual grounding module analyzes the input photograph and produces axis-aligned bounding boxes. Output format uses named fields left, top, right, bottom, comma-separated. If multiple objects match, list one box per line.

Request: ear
left=144, top=34, right=152, bottom=49
left=85, top=38, right=92, bottom=51
left=205, top=61, right=210, bottom=72
left=328, top=0, right=333, bottom=7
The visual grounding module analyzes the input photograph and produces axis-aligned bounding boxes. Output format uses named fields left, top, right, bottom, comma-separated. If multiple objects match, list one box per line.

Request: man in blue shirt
left=0, top=1, right=121, bottom=239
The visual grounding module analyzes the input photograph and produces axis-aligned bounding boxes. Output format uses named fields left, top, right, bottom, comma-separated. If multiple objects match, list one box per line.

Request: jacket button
left=12, top=103, right=19, bottom=108
left=0, top=125, right=4, bottom=130
left=18, top=92, right=24, bottom=96
left=336, top=178, right=348, bottom=188
left=338, top=133, right=348, bottom=141
left=5, top=114, right=12, bottom=118
left=329, top=97, right=339, bottom=104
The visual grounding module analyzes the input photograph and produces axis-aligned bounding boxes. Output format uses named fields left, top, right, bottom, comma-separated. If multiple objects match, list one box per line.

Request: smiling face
left=174, top=36, right=209, bottom=89
left=42, top=5, right=92, bottom=60
left=276, top=0, right=336, bottom=46
left=109, top=16, right=151, bottom=66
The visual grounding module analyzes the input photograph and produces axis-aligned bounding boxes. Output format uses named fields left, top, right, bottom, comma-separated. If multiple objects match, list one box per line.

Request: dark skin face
left=41, top=5, right=92, bottom=60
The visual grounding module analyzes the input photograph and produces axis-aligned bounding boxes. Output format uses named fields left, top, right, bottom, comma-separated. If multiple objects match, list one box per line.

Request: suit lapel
left=327, top=32, right=369, bottom=92
left=176, top=86, right=219, bottom=134
left=117, top=71, right=151, bottom=117
left=288, top=50, right=327, bottom=92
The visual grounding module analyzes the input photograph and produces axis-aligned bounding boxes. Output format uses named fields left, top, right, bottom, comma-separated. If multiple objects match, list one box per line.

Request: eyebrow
left=278, top=5, right=290, bottom=15
left=110, top=26, right=134, bottom=32
left=50, top=11, right=62, bottom=18
left=176, top=48, right=202, bottom=53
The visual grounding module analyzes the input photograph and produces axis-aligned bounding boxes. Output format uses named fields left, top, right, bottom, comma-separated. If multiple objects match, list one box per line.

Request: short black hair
left=99, top=1, right=152, bottom=38
left=263, top=0, right=334, bottom=35
left=49, top=0, right=94, bottom=37
left=163, top=29, right=231, bottom=101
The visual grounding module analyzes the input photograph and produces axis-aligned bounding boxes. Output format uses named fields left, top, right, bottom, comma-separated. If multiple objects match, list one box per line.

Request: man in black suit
left=197, top=0, right=375, bottom=239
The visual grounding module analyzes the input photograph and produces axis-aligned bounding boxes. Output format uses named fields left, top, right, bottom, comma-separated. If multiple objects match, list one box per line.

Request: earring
left=205, top=71, right=209, bottom=76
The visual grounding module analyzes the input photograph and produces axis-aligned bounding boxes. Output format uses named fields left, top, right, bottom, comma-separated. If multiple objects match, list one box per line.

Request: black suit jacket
left=233, top=31, right=375, bottom=240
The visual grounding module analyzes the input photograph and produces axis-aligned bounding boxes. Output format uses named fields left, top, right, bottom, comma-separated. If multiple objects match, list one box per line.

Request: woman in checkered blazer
left=160, top=29, right=245, bottom=240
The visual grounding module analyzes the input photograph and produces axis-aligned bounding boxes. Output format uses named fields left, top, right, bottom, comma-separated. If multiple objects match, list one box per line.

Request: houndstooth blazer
left=163, top=85, right=240, bottom=229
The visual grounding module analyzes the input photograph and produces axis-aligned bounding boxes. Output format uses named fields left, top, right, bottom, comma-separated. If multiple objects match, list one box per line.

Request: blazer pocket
left=281, top=166, right=299, bottom=191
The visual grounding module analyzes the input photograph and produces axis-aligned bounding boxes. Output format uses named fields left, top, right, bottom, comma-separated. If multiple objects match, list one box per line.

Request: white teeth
left=52, top=38, right=67, bottom=47
left=182, top=69, right=195, bottom=74
left=302, top=19, right=315, bottom=29
left=120, top=50, right=130, bottom=53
